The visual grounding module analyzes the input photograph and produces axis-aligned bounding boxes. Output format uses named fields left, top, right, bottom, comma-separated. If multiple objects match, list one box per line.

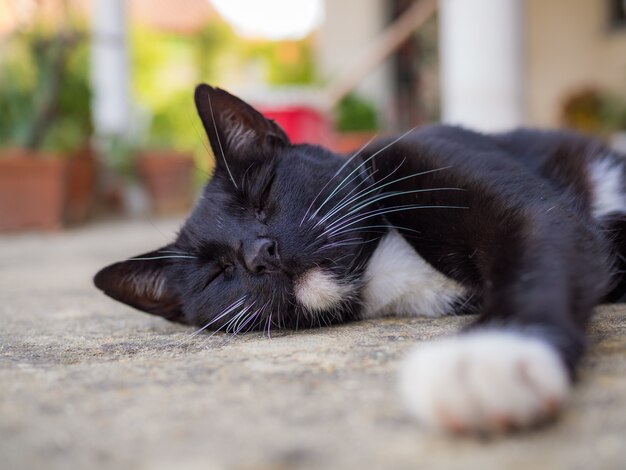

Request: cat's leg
left=398, top=213, right=611, bottom=433
left=358, top=128, right=615, bottom=432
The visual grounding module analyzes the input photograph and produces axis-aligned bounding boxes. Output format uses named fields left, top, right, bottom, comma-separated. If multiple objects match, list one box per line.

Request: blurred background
left=1, top=0, right=625, bottom=232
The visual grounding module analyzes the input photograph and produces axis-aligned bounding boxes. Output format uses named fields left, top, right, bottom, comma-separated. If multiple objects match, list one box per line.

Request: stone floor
left=1, top=218, right=625, bottom=470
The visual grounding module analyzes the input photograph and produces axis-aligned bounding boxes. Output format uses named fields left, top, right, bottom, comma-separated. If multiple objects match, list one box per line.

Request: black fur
left=95, top=84, right=625, bottom=376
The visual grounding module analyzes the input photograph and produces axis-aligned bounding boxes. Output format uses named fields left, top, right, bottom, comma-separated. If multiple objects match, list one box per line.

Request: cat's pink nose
left=243, top=238, right=279, bottom=273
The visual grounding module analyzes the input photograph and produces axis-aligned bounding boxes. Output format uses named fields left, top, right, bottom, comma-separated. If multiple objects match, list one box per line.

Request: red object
left=258, top=105, right=335, bottom=148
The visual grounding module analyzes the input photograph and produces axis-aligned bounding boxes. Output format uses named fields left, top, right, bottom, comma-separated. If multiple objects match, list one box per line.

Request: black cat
left=95, top=84, right=626, bottom=433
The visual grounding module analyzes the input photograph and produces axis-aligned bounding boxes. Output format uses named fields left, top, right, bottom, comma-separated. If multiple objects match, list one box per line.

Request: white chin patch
left=294, top=268, right=353, bottom=312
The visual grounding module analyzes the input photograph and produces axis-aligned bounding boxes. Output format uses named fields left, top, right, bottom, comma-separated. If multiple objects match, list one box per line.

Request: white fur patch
left=399, top=330, right=570, bottom=433
left=294, top=268, right=354, bottom=312
left=589, top=157, right=626, bottom=218
left=361, top=230, right=467, bottom=318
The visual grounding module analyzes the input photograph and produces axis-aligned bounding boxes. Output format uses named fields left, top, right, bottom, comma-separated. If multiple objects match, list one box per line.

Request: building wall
left=317, top=0, right=393, bottom=123
left=527, top=0, right=626, bottom=127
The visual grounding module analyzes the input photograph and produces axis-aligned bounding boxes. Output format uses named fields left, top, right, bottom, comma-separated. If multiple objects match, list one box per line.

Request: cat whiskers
left=308, top=165, right=463, bottom=251
left=314, top=163, right=455, bottom=231
left=313, top=237, right=375, bottom=253
left=224, top=301, right=257, bottom=335
left=221, top=299, right=270, bottom=346
left=308, top=166, right=380, bottom=233
left=199, top=301, right=256, bottom=347
left=330, top=224, right=421, bottom=238
left=265, top=310, right=273, bottom=339
left=307, top=127, right=419, bottom=223
left=158, top=250, right=193, bottom=254
left=128, top=254, right=197, bottom=261
left=322, top=186, right=466, bottom=236
left=299, top=135, right=377, bottom=227
left=311, top=157, right=408, bottom=230
left=323, top=203, right=469, bottom=241
left=175, top=296, right=247, bottom=345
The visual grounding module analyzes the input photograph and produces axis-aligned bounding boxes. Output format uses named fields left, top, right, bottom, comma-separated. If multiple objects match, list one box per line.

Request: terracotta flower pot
left=136, top=150, right=196, bottom=215
left=0, top=146, right=97, bottom=232
left=64, top=146, right=97, bottom=225
left=0, top=148, right=66, bottom=231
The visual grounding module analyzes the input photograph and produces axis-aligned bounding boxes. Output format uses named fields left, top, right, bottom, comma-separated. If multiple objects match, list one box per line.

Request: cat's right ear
left=194, top=84, right=290, bottom=163
left=93, top=247, right=187, bottom=324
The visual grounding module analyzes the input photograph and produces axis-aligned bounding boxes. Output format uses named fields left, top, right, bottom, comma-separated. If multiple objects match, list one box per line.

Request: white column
left=90, top=0, right=130, bottom=136
left=318, top=0, right=392, bottom=118
left=439, top=0, right=525, bottom=131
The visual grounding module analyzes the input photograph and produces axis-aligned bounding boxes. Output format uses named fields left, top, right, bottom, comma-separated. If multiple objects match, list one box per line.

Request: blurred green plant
left=562, top=87, right=626, bottom=135
left=101, top=134, right=139, bottom=181
left=0, top=21, right=92, bottom=155
left=335, top=93, right=379, bottom=132
left=129, top=18, right=316, bottom=185
left=246, top=40, right=316, bottom=85
left=600, top=95, right=626, bottom=132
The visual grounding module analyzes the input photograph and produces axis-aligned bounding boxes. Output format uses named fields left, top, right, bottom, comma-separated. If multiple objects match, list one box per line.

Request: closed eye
left=261, top=174, right=276, bottom=203
left=203, top=265, right=226, bottom=289
left=255, top=176, right=276, bottom=222
left=259, top=175, right=276, bottom=210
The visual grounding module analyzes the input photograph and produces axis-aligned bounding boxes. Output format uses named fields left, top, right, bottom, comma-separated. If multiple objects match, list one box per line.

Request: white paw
left=399, top=330, right=571, bottom=433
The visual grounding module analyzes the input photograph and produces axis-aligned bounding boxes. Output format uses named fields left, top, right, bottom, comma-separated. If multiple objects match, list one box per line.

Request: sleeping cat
left=95, top=84, right=626, bottom=434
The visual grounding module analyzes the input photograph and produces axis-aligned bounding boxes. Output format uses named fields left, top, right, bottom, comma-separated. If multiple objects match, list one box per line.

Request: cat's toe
left=398, top=330, right=571, bottom=433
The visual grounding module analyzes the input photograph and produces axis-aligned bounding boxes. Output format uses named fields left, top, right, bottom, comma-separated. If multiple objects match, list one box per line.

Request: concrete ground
left=1, top=218, right=625, bottom=470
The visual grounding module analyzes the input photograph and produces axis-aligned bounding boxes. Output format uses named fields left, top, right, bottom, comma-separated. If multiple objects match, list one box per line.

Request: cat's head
left=94, top=84, right=383, bottom=332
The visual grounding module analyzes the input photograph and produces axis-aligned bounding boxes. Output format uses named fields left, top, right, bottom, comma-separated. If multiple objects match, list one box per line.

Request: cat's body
left=95, top=85, right=626, bottom=433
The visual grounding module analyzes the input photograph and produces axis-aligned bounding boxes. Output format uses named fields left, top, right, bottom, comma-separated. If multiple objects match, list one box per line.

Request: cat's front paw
left=399, top=331, right=571, bottom=433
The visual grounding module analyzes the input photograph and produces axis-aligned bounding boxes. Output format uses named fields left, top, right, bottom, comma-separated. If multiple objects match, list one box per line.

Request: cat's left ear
left=93, top=246, right=187, bottom=324
left=194, top=83, right=290, bottom=161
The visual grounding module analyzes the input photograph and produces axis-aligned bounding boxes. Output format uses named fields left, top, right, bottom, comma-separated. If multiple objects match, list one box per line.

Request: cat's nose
left=243, top=238, right=279, bottom=273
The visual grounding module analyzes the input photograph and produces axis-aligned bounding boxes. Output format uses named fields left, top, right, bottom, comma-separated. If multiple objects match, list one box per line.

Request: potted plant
left=561, top=88, right=606, bottom=135
left=0, top=19, right=95, bottom=231
left=136, top=149, right=196, bottom=215
left=561, top=87, right=626, bottom=153
left=600, top=95, right=626, bottom=153
left=134, top=94, right=197, bottom=215
left=333, top=93, right=380, bottom=154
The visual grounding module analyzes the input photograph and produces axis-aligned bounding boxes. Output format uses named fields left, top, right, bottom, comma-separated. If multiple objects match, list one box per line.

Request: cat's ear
left=194, top=84, right=290, bottom=162
left=93, top=246, right=187, bottom=324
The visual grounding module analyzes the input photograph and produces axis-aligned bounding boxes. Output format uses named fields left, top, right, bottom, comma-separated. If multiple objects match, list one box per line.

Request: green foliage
left=245, top=40, right=316, bottom=85
left=335, top=93, right=379, bottom=132
left=562, top=87, right=626, bottom=135
left=102, top=134, right=138, bottom=180
left=129, top=18, right=317, bottom=185
left=0, top=26, right=92, bottom=155
left=599, top=95, right=626, bottom=131
left=41, top=41, right=92, bottom=153
left=0, top=38, right=37, bottom=147
left=194, top=21, right=239, bottom=82
left=130, top=26, right=216, bottom=184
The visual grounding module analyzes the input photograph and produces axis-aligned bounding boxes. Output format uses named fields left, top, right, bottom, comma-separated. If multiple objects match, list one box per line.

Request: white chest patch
left=588, top=156, right=626, bottom=218
left=361, top=230, right=467, bottom=318
left=294, top=268, right=355, bottom=313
